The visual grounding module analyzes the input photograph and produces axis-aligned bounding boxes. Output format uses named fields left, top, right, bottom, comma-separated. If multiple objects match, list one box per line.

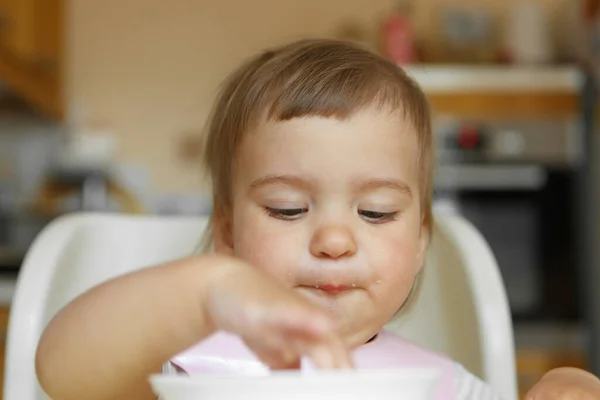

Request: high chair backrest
left=4, top=212, right=517, bottom=400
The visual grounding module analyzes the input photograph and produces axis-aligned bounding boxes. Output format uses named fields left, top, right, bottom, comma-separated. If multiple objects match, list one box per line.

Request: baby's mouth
left=297, top=283, right=353, bottom=294
left=294, top=284, right=357, bottom=309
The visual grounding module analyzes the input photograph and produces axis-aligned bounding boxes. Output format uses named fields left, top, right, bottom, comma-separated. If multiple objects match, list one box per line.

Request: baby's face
left=220, top=107, right=426, bottom=348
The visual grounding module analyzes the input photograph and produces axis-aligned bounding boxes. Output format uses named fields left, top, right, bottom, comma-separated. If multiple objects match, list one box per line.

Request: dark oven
left=432, top=117, right=582, bottom=323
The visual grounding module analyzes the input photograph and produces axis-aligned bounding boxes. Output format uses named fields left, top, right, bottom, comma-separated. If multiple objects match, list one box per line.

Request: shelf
left=402, top=65, right=582, bottom=94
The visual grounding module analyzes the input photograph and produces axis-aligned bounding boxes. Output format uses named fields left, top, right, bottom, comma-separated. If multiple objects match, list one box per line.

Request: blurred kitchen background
left=0, top=0, right=599, bottom=397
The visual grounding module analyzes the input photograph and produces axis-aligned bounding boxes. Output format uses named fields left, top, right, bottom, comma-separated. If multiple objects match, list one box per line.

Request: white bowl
left=150, top=368, right=441, bottom=400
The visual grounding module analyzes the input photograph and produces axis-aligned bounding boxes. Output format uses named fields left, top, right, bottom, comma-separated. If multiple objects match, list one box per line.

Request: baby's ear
left=213, top=209, right=234, bottom=255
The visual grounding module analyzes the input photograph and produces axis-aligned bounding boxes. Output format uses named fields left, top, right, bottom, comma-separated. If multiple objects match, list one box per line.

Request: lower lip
left=316, top=284, right=351, bottom=294
left=298, top=285, right=353, bottom=295
left=296, top=287, right=343, bottom=309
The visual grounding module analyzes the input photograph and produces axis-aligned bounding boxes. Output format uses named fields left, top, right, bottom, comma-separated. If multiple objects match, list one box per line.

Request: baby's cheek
left=377, top=241, right=421, bottom=292
left=386, top=233, right=421, bottom=265
left=235, top=234, right=270, bottom=264
left=235, top=233, right=294, bottom=281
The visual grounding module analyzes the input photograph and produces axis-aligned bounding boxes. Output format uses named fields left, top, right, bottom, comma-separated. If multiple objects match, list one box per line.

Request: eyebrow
left=250, top=174, right=412, bottom=197
left=352, top=178, right=413, bottom=197
left=249, top=174, right=313, bottom=191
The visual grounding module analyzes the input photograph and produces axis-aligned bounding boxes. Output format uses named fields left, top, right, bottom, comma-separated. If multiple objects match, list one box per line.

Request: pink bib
left=170, top=330, right=456, bottom=400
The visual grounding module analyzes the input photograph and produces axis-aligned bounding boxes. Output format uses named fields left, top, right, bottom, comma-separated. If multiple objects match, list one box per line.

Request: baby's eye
left=358, top=210, right=399, bottom=223
left=264, top=207, right=308, bottom=220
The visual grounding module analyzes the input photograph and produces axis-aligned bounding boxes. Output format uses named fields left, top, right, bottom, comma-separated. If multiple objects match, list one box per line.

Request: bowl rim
left=149, top=367, right=441, bottom=387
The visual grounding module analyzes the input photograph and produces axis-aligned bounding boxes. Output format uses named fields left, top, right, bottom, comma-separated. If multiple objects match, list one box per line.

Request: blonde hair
left=200, top=39, right=434, bottom=251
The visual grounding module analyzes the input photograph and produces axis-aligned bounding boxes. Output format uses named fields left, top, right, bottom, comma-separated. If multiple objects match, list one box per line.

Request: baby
left=35, top=39, right=600, bottom=400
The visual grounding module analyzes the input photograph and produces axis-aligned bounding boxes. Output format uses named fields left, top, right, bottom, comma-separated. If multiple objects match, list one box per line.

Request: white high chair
left=3, top=212, right=518, bottom=400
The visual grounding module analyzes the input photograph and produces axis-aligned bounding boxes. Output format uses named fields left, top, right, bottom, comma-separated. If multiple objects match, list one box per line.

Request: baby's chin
left=340, top=324, right=381, bottom=350
left=292, top=287, right=379, bottom=347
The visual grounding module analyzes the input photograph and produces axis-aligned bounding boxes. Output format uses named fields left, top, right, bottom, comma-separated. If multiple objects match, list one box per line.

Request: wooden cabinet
left=1, top=0, right=61, bottom=65
left=407, top=67, right=581, bottom=120
left=427, top=92, right=579, bottom=119
left=2, top=0, right=39, bottom=61
left=0, top=0, right=63, bottom=119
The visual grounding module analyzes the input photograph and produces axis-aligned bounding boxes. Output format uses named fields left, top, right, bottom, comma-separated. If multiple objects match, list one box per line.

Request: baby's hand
left=203, top=255, right=353, bottom=370
left=525, top=367, right=600, bottom=400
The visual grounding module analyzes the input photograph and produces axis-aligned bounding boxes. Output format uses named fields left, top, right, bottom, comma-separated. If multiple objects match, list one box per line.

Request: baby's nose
left=309, top=225, right=357, bottom=259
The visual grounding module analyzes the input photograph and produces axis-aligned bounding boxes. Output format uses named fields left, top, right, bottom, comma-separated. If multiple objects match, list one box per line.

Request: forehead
left=234, top=108, right=420, bottom=189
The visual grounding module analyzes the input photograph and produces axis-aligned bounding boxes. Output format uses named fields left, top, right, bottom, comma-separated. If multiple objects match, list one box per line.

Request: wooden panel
left=0, top=0, right=11, bottom=52
left=35, top=0, right=62, bottom=69
left=427, top=92, right=579, bottom=119
left=0, top=54, right=62, bottom=119
left=4, top=0, right=37, bottom=61
left=0, top=0, right=63, bottom=119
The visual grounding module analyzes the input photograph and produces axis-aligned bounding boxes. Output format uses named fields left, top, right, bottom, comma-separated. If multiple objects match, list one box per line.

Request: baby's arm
left=453, top=363, right=600, bottom=400
left=35, top=253, right=349, bottom=400
left=525, top=367, right=600, bottom=399
left=35, top=255, right=223, bottom=400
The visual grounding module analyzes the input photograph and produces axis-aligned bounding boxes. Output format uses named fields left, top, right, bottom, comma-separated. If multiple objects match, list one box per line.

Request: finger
left=316, top=335, right=353, bottom=369
left=273, top=342, right=301, bottom=370
left=305, top=341, right=337, bottom=369
left=327, top=336, right=354, bottom=369
left=275, top=307, right=335, bottom=340
left=299, top=333, right=353, bottom=370
left=244, top=336, right=301, bottom=370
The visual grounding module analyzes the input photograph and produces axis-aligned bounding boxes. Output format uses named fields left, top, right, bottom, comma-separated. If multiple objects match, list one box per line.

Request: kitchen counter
left=400, top=65, right=582, bottom=118
left=403, top=65, right=582, bottom=94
